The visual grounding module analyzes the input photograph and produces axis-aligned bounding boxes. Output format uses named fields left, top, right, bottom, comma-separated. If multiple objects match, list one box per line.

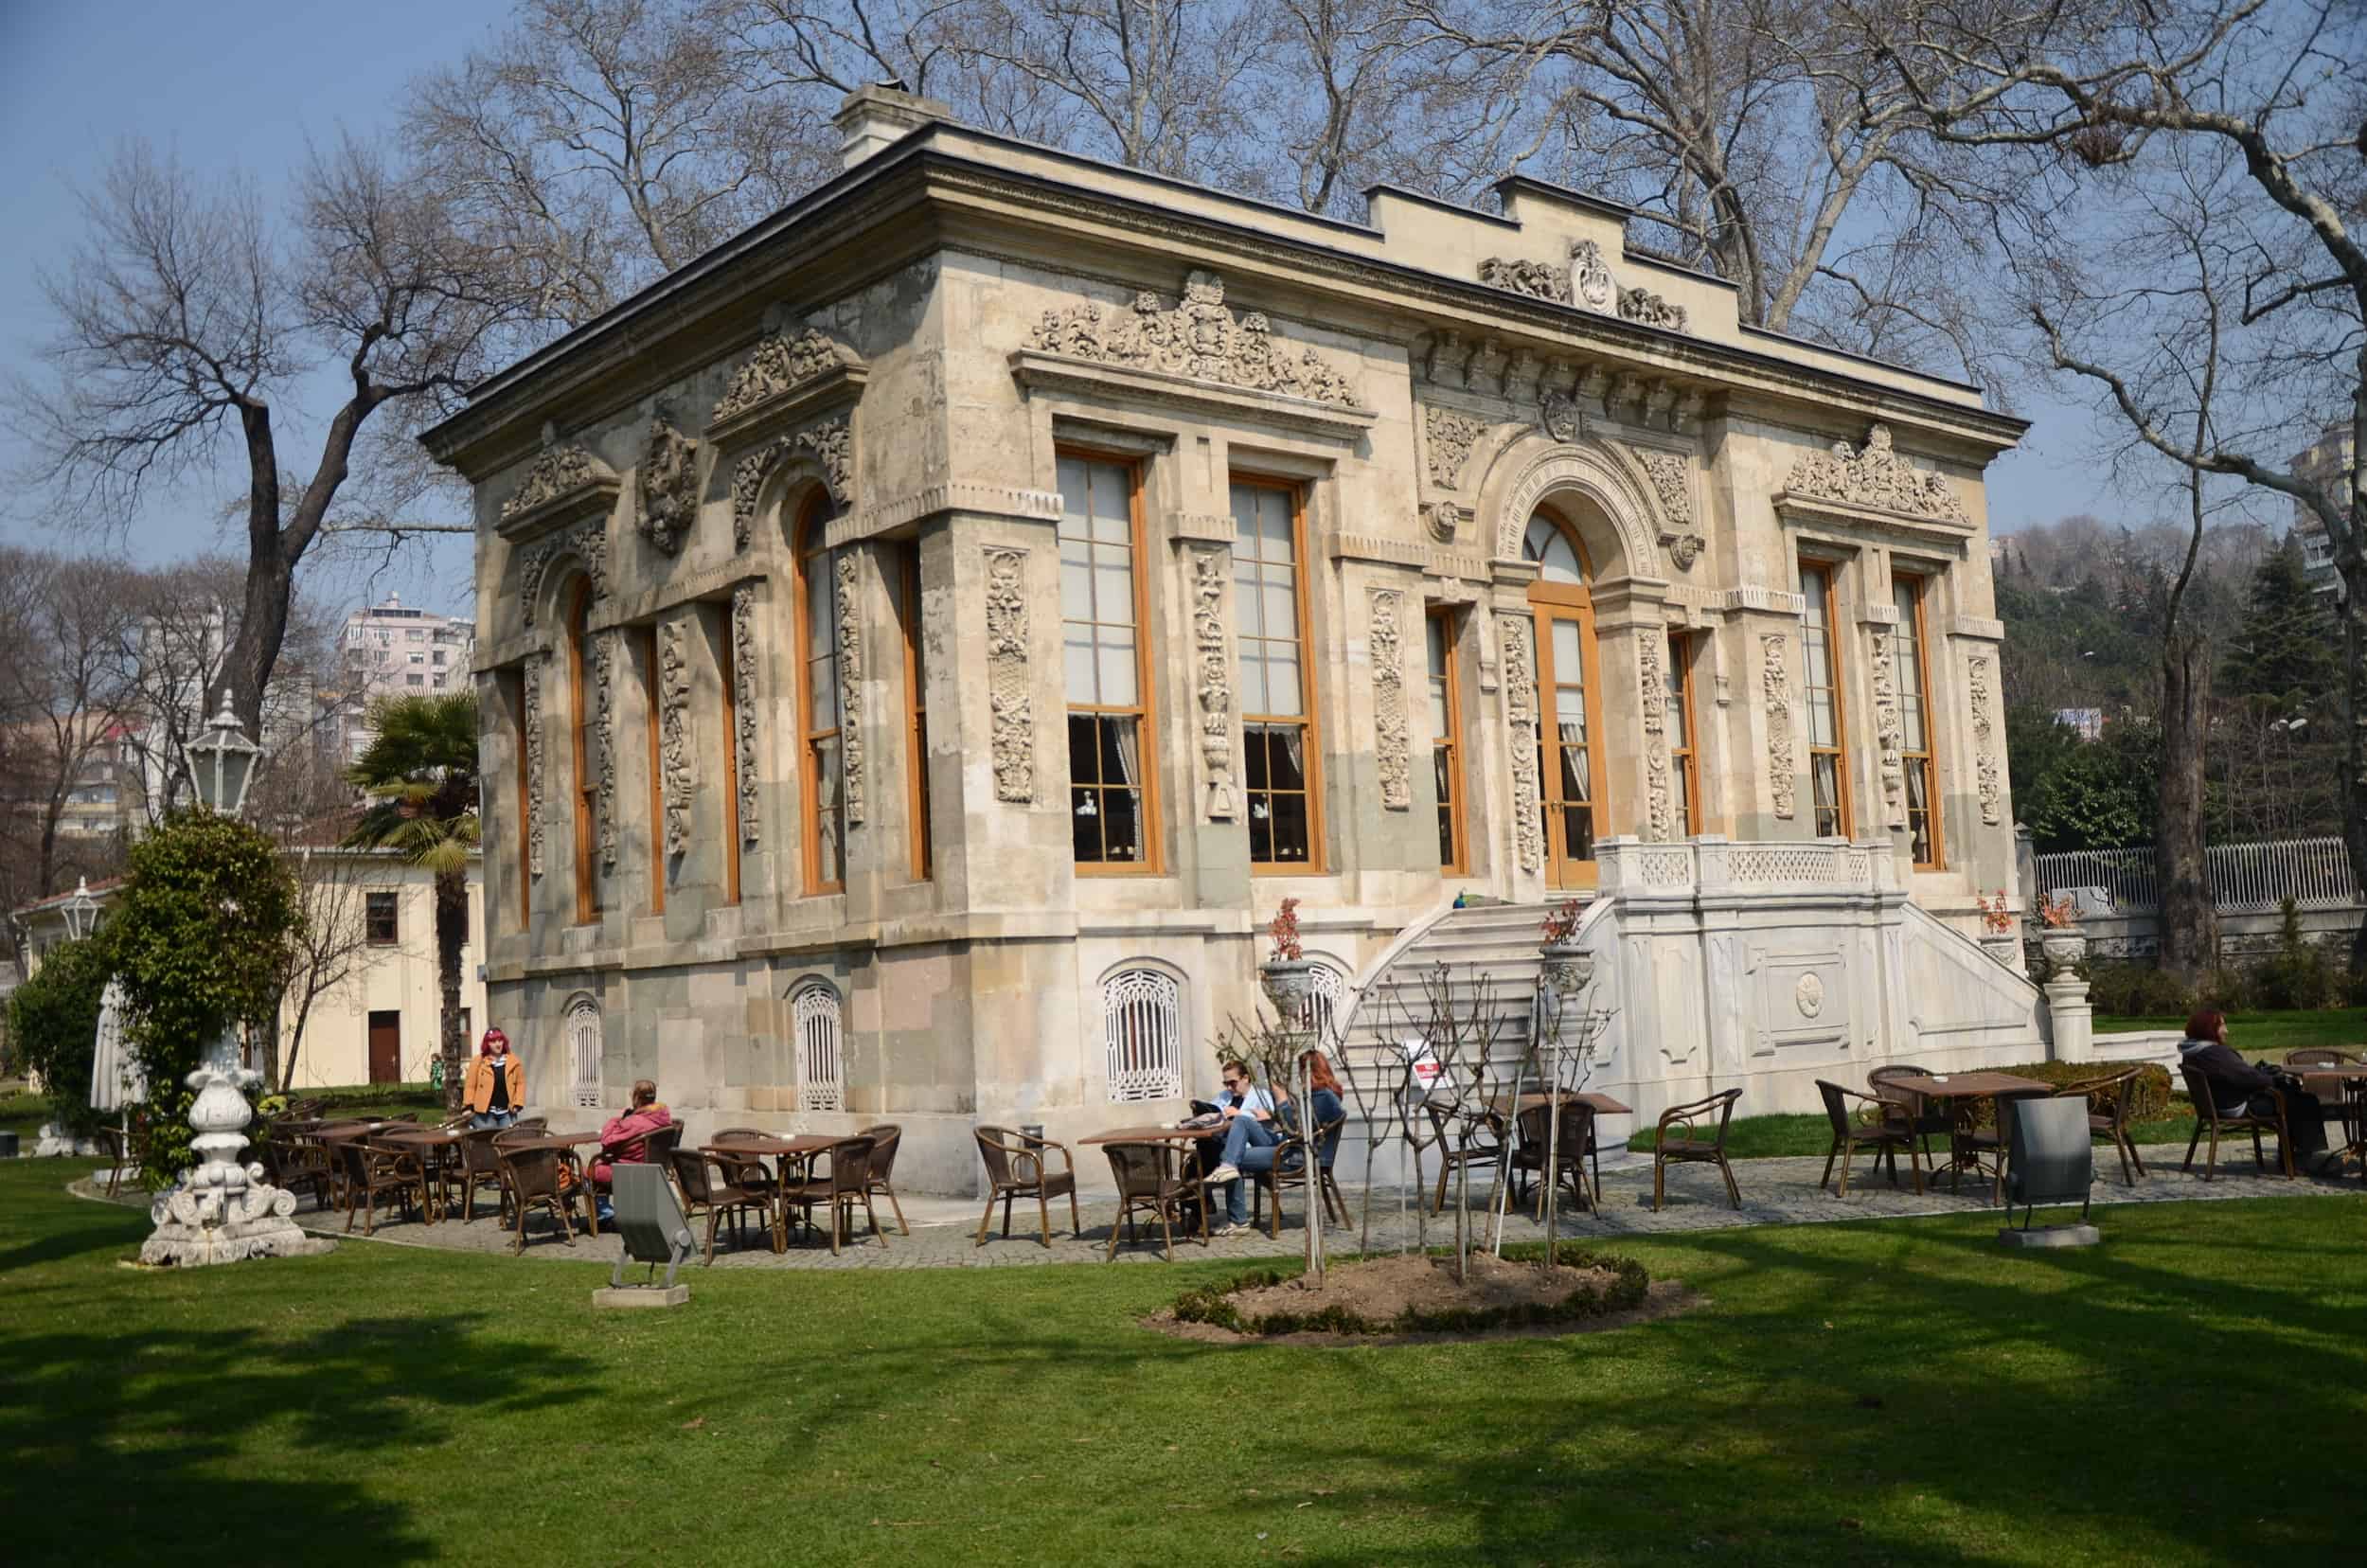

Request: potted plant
left=1538, top=898, right=1592, bottom=996
left=1259, top=898, right=1316, bottom=1014
left=1976, top=889, right=2023, bottom=968
left=2035, top=891, right=2086, bottom=966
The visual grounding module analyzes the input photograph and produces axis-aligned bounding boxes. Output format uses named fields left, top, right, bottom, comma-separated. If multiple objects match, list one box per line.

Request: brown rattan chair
left=1816, top=1080, right=1923, bottom=1197
left=263, top=1130, right=332, bottom=1210
left=1249, top=1111, right=1348, bottom=1238
left=284, top=1097, right=326, bottom=1120
left=783, top=1135, right=883, bottom=1256
left=1101, top=1140, right=1204, bottom=1261
left=1650, top=1088, right=1744, bottom=1211
left=1511, top=1099, right=1600, bottom=1218
left=856, top=1123, right=911, bottom=1235
left=509, top=1115, right=548, bottom=1135
left=452, top=1128, right=514, bottom=1223
left=972, top=1125, right=1080, bottom=1247
left=1867, top=1064, right=1949, bottom=1166
left=2179, top=1061, right=2292, bottom=1181
left=2054, top=1065, right=2146, bottom=1185
left=494, top=1141, right=578, bottom=1253
left=337, top=1139, right=429, bottom=1235
left=667, top=1147, right=777, bottom=1261
left=1426, top=1103, right=1507, bottom=1217
left=90, top=1124, right=129, bottom=1200
left=2287, top=1050, right=2367, bottom=1159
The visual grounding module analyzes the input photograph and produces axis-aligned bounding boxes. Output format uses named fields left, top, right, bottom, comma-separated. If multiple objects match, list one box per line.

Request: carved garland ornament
left=1370, top=588, right=1411, bottom=811
left=1782, top=423, right=1971, bottom=524
left=523, top=659, right=546, bottom=877
left=502, top=445, right=605, bottom=522
left=1503, top=615, right=1543, bottom=873
left=731, top=584, right=761, bottom=846
left=1190, top=550, right=1238, bottom=821
left=710, top=326, right=858, bottom=426
left=1762, top=634, right=1796, bottom=820
left=1424, top=405, right=1486, bottom=491
left=835, top=553, right=864, bottom=828
left=518, top=521, right=609, bottom=629
left=596, top=631, right=619, bottom=871
left=1633, top=447, right=1705, bottom=570
left=1639, top=633, right=1672, bottom=843
left=984, top=547, right=1033, bottom=804
left=1618, top=286, right=1687, bottom=332
left=1478, top=255, right=1572, bottom=306
left=731, top=414, right=852, bottom=551
left=637, top=419, right=700, bottom=556
left=658, top=617, right=693, bottom=857
left=1025, top=269, right=1357, bottom=406
left=1969, top=651, right=2002, bottom=828
left=1869, top=626, right=1908, bottom=829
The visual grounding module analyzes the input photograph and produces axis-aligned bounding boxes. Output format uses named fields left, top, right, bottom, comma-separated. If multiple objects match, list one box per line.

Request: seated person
left=589, top=1078, right=673, bottom=1222
left=1199, top=1059, right=1276, bottom=1235
left=2179, top=1008, right=2331, bottom=1171
left=1233, top=1050, right=1348, bottom=1220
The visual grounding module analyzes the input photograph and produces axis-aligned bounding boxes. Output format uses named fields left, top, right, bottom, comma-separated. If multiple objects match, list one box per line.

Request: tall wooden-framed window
left=1059, top=451, right=1158, bottom=870
left=893, top=543, right=931, bottom=881
left=508, top=666, right=530, bottom=932
left=1522, top=510, right=1604, bottom=889
left=792, top=490, right=845, bottom=894
left=566, top=579, right=600, bottom=923
left=1667, top=631, right=1700, bottom=837
left=715, top=603, right=741, bottom=905
left=1232, top=477, right=1321, bottom=870
left=1798, top=560, right=1853, bottom=839
left=640, top=625, right=664, bottom=915
left=1892, top=572, right=1942, bottom=867
left=1426, top=607, right=1467, bottom=873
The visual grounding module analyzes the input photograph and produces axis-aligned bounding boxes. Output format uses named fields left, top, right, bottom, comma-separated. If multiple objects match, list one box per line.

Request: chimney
left=832, top=79, right=952, bottom=170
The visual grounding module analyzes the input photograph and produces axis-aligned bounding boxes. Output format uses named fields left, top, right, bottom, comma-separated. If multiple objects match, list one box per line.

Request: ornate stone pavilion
left=423, top=86, right=2045, bottom=1192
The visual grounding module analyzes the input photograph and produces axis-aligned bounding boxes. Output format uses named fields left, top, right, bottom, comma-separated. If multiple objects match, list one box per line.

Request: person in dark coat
left=2178, top=1008, right=2332, bottom=1171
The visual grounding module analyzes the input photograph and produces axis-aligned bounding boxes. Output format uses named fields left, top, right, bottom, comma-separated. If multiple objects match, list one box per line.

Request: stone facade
left=423, top=87, right=2034, bottom=1194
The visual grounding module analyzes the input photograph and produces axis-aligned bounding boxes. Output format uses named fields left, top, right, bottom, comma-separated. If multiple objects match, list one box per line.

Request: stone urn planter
left=1260, top=957, right=1318, bottom=1018
left=1981, top=934, right=2024, bottom=971
left=1539, top=941, right=1594, bottom=998
left=2038, top=927, right=2087, bottom=967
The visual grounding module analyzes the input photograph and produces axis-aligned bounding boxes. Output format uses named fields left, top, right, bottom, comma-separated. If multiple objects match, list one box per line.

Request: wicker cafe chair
left=494, top=1140, right=578, bottom=1254
left=453, top=1129, right=514, bottom=1224
left=509, top=1116, right=549, bottom=1135
left=2054, top=1065, right=2146, bottom=1186
left=1249, top=1111, right=1349, bottom=1238
left=856, top=1123, right=911, bottom=1236
left=972, top=1125, right=1080, bottom=1248
left=2287, top=1051, right=2367, bottom=1159
left=1650, top=1088, right=1744, bottom=1212
left=264, top=1130, right=333, bottom=1210
left=784, top=1136, right=884, bottom=1256
left=1426, top=1102, right=1507, bottom=1217
left=1816, top=1080, right=1923, bottom=1197
left=1101, top=1140, right=1204, bottom=1261
left=1867, top=1064, right=1949, bottom=1166
left=336, top=1139, right=428, bottom=1236
left=2179, top=1061, right=2293, bottom=1182
left=1511, top=1099, right=1601, bottom=1219
left=667, top=1147, right=777, bottom=1261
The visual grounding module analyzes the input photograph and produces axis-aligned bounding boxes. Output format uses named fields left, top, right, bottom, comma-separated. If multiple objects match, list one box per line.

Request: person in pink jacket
left=590, top=1078, right=672, bottom=1224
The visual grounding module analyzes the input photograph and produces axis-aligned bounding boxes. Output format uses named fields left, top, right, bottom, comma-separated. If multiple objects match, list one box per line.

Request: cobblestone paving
left=225, top=1142, right=2360, bottom=1272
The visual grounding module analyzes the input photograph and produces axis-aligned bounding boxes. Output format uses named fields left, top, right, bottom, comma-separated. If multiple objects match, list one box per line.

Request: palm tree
left=346, top=692, right=480, bottom=1112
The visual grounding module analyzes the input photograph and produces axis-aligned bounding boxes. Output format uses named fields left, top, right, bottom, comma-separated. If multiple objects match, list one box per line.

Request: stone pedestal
left=2044, top=973, right=2094, bottom=1065
left=593, top=1284, right=690, bottom=1309
left=139, top=1035, right=334, bottom=1268
left=1999, top=1223, right=2101, bottom=1250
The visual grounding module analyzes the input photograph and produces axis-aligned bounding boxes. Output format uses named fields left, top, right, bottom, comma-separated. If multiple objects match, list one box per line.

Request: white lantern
left=187, top=695, right=261, bottom=819
left=62, top=877, right=98, bottom=940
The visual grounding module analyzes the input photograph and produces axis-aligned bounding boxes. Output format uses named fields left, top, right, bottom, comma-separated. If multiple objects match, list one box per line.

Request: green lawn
left=4, top=1160, right=2364, bottom=1563
left=2096, top=1007, right=2367, bottom=1049
left=1631, top=1109, right=2208, bottom=1157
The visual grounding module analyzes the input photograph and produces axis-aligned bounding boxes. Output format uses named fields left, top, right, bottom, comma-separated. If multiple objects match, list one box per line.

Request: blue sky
left=0, top=1, right=2164, bottom=625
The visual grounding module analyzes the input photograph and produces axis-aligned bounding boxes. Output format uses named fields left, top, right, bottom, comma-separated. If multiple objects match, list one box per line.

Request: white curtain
left=1111, top=717, right=1143, bottom=857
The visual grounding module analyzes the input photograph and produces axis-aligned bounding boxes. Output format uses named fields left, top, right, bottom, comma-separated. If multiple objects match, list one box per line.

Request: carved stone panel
left=596, top=631, right=619, bottom=872
left=1189, top=549, right=1238, bottom=821
left=1423, top=405, right=1486, bottom=492
left=835, top=552, right=864, bottom=828
left=1024, top=269, right=1357, bottom=405
left=984, top=547, right=1033, bottom=804
left=1618, top=286, right=1687, bottom=332
left=710, top=326, right=860, bottom=427
left=523, top=658, right=546, bottom=878
left=1868, top=626, right=1908, bottom=829
left=731, top=414, right=853, bottom=551
left=519, top=519, right=609, bottom=629
left=1503, top=615, right=1542, bottom=873
left=1969, top=651, right=2002, bottom=828
left=1370, top=588, right=1410, bottom=811
left=658, top=617, right=693, bottom=857
left=1478, top=256, right=1572, bottom=305
left=1639, top=633, right=1672, bottom=842
left=638, top=419, right=700, bottom=555
left=1762, top=634, right=1796, bottom=820
left=1570, top=241, right=1614, bottom=311
left=1781, top=423, right=1970, bottom=525
left=502, top=445, right=613, bottom=525
left=1631, top=447, right=1704, bottom=571
left=731, top=584, right=760, bottom=846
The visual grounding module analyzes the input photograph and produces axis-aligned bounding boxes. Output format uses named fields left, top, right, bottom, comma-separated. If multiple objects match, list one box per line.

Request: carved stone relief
left=1025, top=269, right=1358, bottom=406
left=1423, top=406, right=1486, bottom=491
left=1503, top=615, right=1542, bottom=873
left=1868, top=626, right=1908, bottom=829
left=1795, top=971, right=1825, bottom=1018
left=1631, top=447, right=1704, bottom=571
left=1782, top=423, right=1971, bottom=524
left=710, top=326, right=859, bottom=426
left=658, top=617, right=693, bottom=857
left=1424, top=501, right=1469, bottom=543
left=1763, top=633, right=1796, bottom=820
left=1639, top=633, right=1672, bottom=842
left=731, top=583, right=760, bottom=846
left=519, top=520, right=609, bottom=629
left=637, top=419, right=700, bottom=555
left=1540, top=390, right=1585, bottom=444
left=1370, top=588, right=1410, bottom=811
left=835, top=553, right=864, bottom=828
left=522, top=659, right=546, bottom=878
left=984, top=547, right=1033, bottom=804
left=1189, top=550, right=1238, bottom=820
left=730, top=414, right=853, bottom=550
left=1969, top=651, right=2002, bottom=828
left=596, top=631, right=619, bottom=872
left=1570, top=241, right=1615, bottom=310
left=502, top=445, right=608, bottom=523
left=1478, top=255, right=1572, bottom=305
left=1618, top=286, right=1687, bottom=332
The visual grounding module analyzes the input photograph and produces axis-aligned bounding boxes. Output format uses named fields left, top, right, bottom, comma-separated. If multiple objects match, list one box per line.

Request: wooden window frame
left=566, top=579, right=601, bottom=923
left=896, top=544, right=932, bottom=882
left=1667, top=629, right=1700, bottom=838
left=1523, top=508, right=1606, bottom=888
left=1059, top=446, right=1163, bottom=876
left=1231, top=473, right=1325, bottom=875
left=365, top=890, right=399, bottom=947
left=792, top=490, right=845, bottom=897
left=1798, top=559, right=1855, bottom=841
left=641, top=625, right=665, bottom=915
left=1893, top=571, right=1944, bottom=869
left=1427, top=605, right=1468, bottom=875
left=716, top=601, right=741, bottom=905
left=509, top=666, right=531, bottom=932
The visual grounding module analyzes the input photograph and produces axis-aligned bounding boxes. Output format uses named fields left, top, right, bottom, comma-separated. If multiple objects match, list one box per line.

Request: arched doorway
left=1522, top=508, right=1604, bottom=889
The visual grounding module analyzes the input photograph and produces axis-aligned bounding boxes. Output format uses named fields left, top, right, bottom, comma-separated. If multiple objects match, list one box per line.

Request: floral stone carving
left=835, top=553, right=864, bottom=827
left=523, top=658, right=546, bottom=876
left=1503, top=615, right=1543, bottom=873
left=1969, top=651, right=2002, bottom=827
left=502, top=444, right=611, bottom=523
left=1424, top=500, right=1469, bottom=543
left=1190, top=549, right=1238, bottom=820
left=1370, top=588, right=1410, bottom=811
left=1868, top=625, right=1907, bottom=829
left=1794, top=971, right=1825, bottom=1019
left=1618, top=286, right=1688, bottom=332
left=730, top=414, right=853, bottom=550
left=1424, top=405, right=1486, bottom=491
left=1479, top=255, right=1572, bottom=305
left=1570, top=241, right=1615, bottom=310
left=711, top=326, right=860, bottom=426
left=1024, top=270, right=1357, bottom=406
left=638, top=419, right=701, bottom=555
left=1782, top=423, right=1971, bottom=524
left=596, top=632, right=620, bottom=870
left=1762, top=633, right=1796, bottom=820
left=518, top=519, right=609, bottom=628
left=659, top=617, right=694, bottom=857
left=1639, top=633, right=1672, bottom=842
left=1631, top=447, right=1703, bottom=570
left=731, top=584, right=761, bottom=846
left=984, top=547, right=1033, bottom=804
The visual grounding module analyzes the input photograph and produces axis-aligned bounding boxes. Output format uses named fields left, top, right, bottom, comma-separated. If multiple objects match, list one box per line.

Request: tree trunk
left=2341, top=554, right=2367, bottom=972
left=2157, top=632, right=2218, bottom=982
left=436, top=867, right=468, bottom=1112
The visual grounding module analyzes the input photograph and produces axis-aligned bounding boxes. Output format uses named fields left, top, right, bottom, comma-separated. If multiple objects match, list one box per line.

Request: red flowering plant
left=1539, top=898, right=1584, bottom=947
left=1976, top=890, right=2017, bottom=935
left=2037, top=892, right=2080, bottom=929
left=1268, top=897, right=1305, bottom=963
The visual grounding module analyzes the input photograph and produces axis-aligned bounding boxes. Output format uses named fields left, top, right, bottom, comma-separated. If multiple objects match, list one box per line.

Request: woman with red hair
left=2179, top=1009, right=2330, bottom=1172
left=464, top=1027, right=525, bottom=1130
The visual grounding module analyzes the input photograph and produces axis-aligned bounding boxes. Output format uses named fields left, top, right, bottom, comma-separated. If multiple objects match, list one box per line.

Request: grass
left=4, top=1159, right=2364, bottom=1563
left=1632, top=1109, right=2208, bottom=1157
left=2095, top=1007, right=2367, bottom=1048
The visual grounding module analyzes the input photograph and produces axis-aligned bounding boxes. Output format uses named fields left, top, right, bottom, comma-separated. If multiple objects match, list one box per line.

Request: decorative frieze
left=1631, top=447, right=1704, bottom=571
left=835, top=553, right=864, bottom=828
left=637, top=419, right=700, bottom=556
left=1503, top=615, right=1542, bottom=873
left=522, top=659, right=546, bottom=877
left=658, top=617, right=693, bottom=858
left=1423, top=405, right=1486, bottom=491
left=1762, top=634, right=1796, bottom=820
left=731, top=584, right=760, bottom=846
left=1781, top=423, right=1970, bottom=525
left=710, top=326, right=862, bottom=427
left=596, top=631, right=619, bottom=871
left=1639, top=633, right=1672, bottom=842
left=1868, top=626, right=1908, bottom=829
left=1370, top=588, right=1410, bottom=811
left=1478, top=255, right=1571, bottom=305
left=519, top=520, right=609, bottom=629
left=1023, top=269, right=1357, bottom=406
left=502, top=445, right=615, bottom=527
left=984, top=547, right=1033, bottom=804
left=1969, top=651, right=2002, bottom=828
left=1189, top=550, right=1238, bottom=820
left=1618, top=286, right=1687, bottom=332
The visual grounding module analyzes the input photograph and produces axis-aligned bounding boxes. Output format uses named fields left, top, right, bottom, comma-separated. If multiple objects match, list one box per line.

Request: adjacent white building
left=337, top=595, right=478, bottom=758
left=2288, top=417, right=2352, bottom=601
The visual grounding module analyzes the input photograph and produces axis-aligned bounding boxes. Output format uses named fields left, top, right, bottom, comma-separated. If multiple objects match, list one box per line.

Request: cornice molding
left=1008, top=349, right=1379, bottom=441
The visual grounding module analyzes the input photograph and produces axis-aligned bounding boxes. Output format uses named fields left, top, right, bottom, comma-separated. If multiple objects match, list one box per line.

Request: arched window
left=1103, top=967, right=1182, bottom=1102
left=793, top=491, right=846, bottom=894
left=791, top=980, right=845, bottom=1112
left=566, top=579, right=601, bottom=922
left=565, top=995, right=602, bottom=1108
left=1522, top=508, right=1602, bottom=889
left=1522, top=516, right=1587, bottom=585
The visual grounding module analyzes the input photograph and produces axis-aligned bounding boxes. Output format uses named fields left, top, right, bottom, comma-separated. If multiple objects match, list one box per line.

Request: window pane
left=1097, top=631, right=1138, bottom=706
left=1059, top=543, right=1093, bottom=620
left=1264, top=648, right=1302, bottom=716
left=1063, top=634, right=1096, bottom=705
left=1268, top=791, right=1310, bottom=864
left=1552, top=618, right=1583, bottom=683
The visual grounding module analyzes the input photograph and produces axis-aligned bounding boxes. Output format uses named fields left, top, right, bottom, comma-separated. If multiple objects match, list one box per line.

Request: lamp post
left=187, top=694, right=261, bottom=819
left=62, top=878, right=97, bottom=941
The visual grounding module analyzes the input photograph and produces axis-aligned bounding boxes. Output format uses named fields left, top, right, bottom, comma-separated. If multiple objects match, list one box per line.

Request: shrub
left=5, top=935, right=115, bottom=1140
left=1951, top=1061, right=2172, bottom=1131
left=2247, top=901, right=2343, bottom=1011
left=2085, top=961, right=2195, bottom=1019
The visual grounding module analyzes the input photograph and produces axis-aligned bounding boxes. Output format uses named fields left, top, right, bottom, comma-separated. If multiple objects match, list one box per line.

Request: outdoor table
left=2286, top=1068, right=2367, bottom=1173
left=701, top=1135, right=844, bottom=1251
left=1880, top=1071, right=2052, bottom=1194
left=1492, top=1091, right=1635, bottom=1116
left=1084, top=1125, right=1229, bottom=1227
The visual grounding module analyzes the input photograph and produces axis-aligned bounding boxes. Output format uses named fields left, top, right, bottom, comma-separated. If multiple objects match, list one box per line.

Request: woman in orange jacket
left=464, top=1028, right=525, bottom=1130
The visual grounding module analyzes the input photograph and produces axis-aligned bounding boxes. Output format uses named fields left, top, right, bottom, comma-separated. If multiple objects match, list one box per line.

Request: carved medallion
left=1370, top=588, right=1410, bottom=811
left=1424, top=500, right=1468, bottom=543
left=1540, top=391, right=1584, bottom=444
left=984, top=547, right=1033, bottom=804
left=1570, top=241, right=1615, bottom=311
left=1024, top=270, right=1357, bottom=406
left=637, top=419, right=700, bottom=555
left=1795, top=971, right=1825, bottom=1019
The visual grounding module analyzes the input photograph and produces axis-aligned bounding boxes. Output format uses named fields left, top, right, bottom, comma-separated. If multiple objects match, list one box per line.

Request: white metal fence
left=2035, top=836, right=2359, bottom=916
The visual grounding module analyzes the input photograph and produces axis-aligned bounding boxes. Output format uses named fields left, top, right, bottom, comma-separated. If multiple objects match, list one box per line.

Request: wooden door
left=367, top=1010, right=400, bottom=1084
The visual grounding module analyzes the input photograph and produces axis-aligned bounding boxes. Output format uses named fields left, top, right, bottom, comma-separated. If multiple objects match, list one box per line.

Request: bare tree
left=267, top=845, right=386, bottom=1092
